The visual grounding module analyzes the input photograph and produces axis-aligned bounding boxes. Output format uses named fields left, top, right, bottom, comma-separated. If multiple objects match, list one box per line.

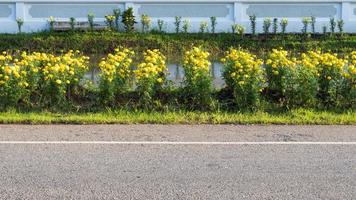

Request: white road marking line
left=0, top=141, right=355, bottom=145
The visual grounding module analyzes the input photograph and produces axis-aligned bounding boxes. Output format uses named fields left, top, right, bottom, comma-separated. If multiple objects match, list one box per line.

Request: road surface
left=0, top=125, right=355, bottom=199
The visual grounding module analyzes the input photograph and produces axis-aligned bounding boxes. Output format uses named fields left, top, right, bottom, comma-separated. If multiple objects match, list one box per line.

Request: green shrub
left=98, top=48, right=134, bottom=105
left=0, top=53, right=26, bottom=108
left=113, top=9, right=121, bottom=31
left=122, top=7, right=136, bottom=32
left=221, top=49, right=264, bottom=110
left=265, top=49, right=317, bottom=108
left=301, top=51, right=347, bottom=107
left=182, top=47, right=213, bottom=110
left=135, top=49, right=167, bottom=109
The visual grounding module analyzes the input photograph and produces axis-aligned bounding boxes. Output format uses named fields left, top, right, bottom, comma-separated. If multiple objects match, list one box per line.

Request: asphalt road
left=0, top=125, right=355, bottom=199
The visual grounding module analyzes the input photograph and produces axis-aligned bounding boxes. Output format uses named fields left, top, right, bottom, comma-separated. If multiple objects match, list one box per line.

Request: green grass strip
left=0, top=109, right=355, bottom=125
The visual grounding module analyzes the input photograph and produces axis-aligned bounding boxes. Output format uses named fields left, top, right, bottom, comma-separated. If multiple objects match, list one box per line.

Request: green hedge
left=1, top=32, right=356, bottom=60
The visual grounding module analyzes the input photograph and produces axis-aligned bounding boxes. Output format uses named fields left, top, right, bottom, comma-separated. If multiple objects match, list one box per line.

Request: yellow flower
left=56, top=79, right=62, bottom=85
left=135, top=49, right=167, bottom=84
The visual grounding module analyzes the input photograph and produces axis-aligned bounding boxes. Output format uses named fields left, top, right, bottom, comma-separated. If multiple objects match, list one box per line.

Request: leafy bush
left=16, top=18, right=24, bottom=33
left=311, top=16, right=316, bottom=34
left=301, top=51, right=348, bottom=107
left=174, top=16, right=182, bottom=34
left=221, top=49, right=264, bottom=110
left=182, top=19, right=191, bottom=33
left=122, top=7, right=136, bottom=32
left=113, top=9, right=121, bottom=31
left=249, top=15, right=257, bottom=35
left=182, top=47, right=213, bottom=110
left=37, top=51, right=87, bottom=107
left=135, top=49, right=167, bottom=108
left=105, top=15, right=115, bottom=31
left=69, top=17, right=76, bottom=31
left=330, top=17, right=336, bottom=35
left=265, top=49, right=317, bottom=108
left=141, top=14, right=151, bottom=33
left=157, top=19, right=164, bottom=32
left=5, top=51, right=89, bottom=108
left=98, top=48, right=134, bottom=105
left=342, top=52, right=356, bottom=108
left=48, top=16, right=55, bottom=32
left=280, top=18, right=288, bottom=34
left=273, top=18, right=278, bottom=34
left=263, top=18, right=272, bottom=35
left=302, top=17, right=311, bottom=35
left=0, top=52, right=27, bottom=108
left=210, top=16, right=217, bottom=34
left=87, top=13, right=95, bottom=31
left=199, top=21, right=208, bottom=33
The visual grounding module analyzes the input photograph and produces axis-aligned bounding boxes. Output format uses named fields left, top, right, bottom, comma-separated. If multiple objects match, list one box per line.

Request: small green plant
left=302, top=17, right=311, bottom=35
left=322, top=25, right=327, bottom=35
left=210, top=16, right=217, bottom=34
left=249, top=15, right=257, bottom=35
left=231, top=24, right=245, bottom=38
left=87, top=12, right=95, bottom=31
left=273, top=18, right=278, bottom=34
left=280, top=18, right=288, bottom=35
left=105, top=15, right=115, bottom=30
left=113, top=8, right=121, bottom=31
left=48, top=16, right=55, bottom=32
left=231, top=24, right=238, bottom=33
left=16, top=18, right=24, bottom=33
left=157, top=19, right=164, bottom=32
left=182, top=19, right=191, bottom=33
left=141, top=14, right=151, bottom=33
left=122, top=7, right=136, bottom=32
left=199, top=21, right=208, bottom=33
left=263, top=18, right=272, bottom=35
left=237, top=25, right=245, bottom=38
left=69, top=17, right=76, bottom=31
left=337, top=19, right=344, bottom=36
left=311, top=16, right=316, bottom=34
left=329, top=17, right=336, bottom=35
left=174, top=16, right=182, bottom=33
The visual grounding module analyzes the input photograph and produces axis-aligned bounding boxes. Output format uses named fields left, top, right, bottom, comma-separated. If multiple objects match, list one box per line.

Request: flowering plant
left=17, top=50, right=89, bottom=107
left=182, top=47, right=213, bottom=110
left=221, top=49, right=263, bottom=110
left=141, top=14, right=151, bottom=33
left=0, top=52, right=26, bottom=107
left=99, top=48, right=134, bottom=104
left=265, top=49, right=297, bottom=106
left=135, top=49, right=167, bottom=108
left=300, top=51, right=347, bottom=106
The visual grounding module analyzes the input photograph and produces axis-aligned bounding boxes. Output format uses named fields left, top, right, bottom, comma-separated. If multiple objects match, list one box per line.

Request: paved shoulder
left=0, top=125, right=355, bottom=142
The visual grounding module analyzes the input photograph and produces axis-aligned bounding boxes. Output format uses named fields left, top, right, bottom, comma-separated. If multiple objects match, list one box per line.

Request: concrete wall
left=0, top=0, right=355, bottom=33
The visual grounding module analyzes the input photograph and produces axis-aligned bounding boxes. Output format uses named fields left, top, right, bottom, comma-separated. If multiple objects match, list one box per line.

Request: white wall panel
left=0, top=0, right=355, bottom=33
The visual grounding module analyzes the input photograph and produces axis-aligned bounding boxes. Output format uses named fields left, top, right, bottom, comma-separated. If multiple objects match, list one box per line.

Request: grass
left=0, top=109, right=355, bottom=125
left=2, top=31, right=356, bottom=61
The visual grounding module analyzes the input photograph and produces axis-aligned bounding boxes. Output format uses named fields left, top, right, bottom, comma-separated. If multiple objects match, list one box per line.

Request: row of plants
left=0, top=47, right=355, bottom=111
left=14, top=7, right=345, bottom=36
left=3, top=31, right=356, bottom=61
